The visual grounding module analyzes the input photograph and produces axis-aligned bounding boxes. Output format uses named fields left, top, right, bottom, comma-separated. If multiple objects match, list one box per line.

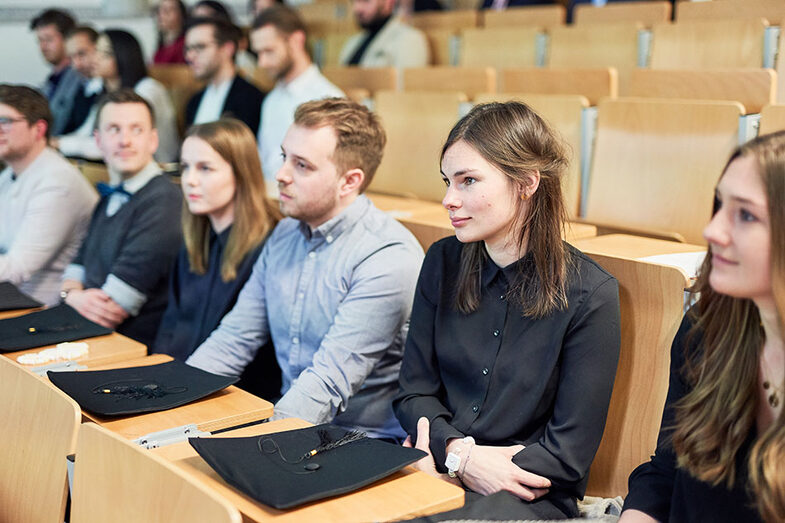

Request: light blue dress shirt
left=187, top=195, right=424, bottom=439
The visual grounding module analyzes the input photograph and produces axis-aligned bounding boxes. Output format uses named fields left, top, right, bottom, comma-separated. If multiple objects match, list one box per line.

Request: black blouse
left=394, top=237, right=621, bottom=500
left=623, top=315, right=763, bottom=522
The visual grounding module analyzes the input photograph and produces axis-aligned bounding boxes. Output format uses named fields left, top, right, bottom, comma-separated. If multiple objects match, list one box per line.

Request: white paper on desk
left=638, top=251, right=707, bottom=279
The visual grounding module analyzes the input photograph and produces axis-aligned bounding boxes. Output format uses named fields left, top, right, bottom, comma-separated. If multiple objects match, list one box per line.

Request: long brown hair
left=441, top=101, right=570, bottom=318
left=672, top=130, right=785, bottom=522
left=181, top=118, right=280, bottom=281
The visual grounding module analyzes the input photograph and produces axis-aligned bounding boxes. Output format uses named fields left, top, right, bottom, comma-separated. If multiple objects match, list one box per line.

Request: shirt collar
left=110, top=161, right=162, bottom=194
left=279, top=64, right=322, bottom=96
left=298, top=195, right=371, bottom=243
left=7, top=146, right=56, bottom=182
left=204, top=77, right=234, bottom=98
left=480, top=246, right=534, bottom=288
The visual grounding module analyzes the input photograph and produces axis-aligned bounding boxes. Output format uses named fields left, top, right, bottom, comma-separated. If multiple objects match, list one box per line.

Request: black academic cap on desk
left=48, top=359, right=239, bottom=416
left=0, top=282, right=43, bottom=311
left=189, top=424, right=427, bottom=509
left=0, top=303, right=111, bottom=351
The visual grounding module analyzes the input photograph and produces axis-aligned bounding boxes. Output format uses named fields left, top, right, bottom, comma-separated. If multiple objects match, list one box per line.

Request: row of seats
left=0, top=247, right=692, bottom=519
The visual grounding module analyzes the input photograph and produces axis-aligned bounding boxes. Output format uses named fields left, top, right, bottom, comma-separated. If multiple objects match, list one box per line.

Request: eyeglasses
left=0, top=117, right=27, bottom=132
left=184, top=41, right=218, bottom=54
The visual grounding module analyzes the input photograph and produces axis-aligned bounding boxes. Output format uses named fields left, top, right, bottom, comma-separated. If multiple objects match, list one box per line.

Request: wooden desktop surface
left=571, top=233, right=706, bottom=259
left=152, top=418, right=465, bottom=522
left=78, top=354, right=273, bottom=439
left=0, top=307, right=42, bottom=320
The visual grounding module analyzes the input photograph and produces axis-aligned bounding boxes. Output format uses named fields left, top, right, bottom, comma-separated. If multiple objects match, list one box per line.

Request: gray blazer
left=45, top=66, right=84, bottom=136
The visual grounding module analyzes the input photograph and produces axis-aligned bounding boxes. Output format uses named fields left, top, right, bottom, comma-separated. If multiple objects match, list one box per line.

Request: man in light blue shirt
left=187, top=98, right=423, bottom=440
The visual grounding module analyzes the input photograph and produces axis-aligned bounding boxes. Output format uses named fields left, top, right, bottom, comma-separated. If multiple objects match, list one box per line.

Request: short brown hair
left=252, top=5, right=307, bottom=37
left=94, top=89, right=156, bottom=130
left=30, top=9, right=75, bottom=35
left=0, top=84, right=53, bottom=139
left=185, top=16, right=241, bottom=54
left=293, top=97, right=386, bottom=193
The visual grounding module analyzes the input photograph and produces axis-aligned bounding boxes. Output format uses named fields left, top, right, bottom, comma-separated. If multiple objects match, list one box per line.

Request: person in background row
left=187, top=98, right=424, bottom=441
left=61, top=26, right=102, bottom=135
left=30, top=9, right=83, bottom=136
left=56, top=29, right=180, bottom=163
left=153, top=118, right=282, bottom=399
left=0, top=84, right=97, bottom=305
left=192, top=0, right=233, bottom=21
left=251, top=5, right=343, bottom=184
left=154, top=0, right=188, bottom=65
left=61, top=90, right=182, bottom=347
left=184, top=17, right=265, bottom=136
left=395, top=101, right=620, bottom=521
left=621, top=131, right=785, bottom=523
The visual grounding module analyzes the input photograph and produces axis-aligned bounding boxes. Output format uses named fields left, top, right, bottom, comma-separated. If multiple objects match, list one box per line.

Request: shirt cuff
left=63, top=264, right=86, bottom=283
left=102, top=274, right=147, bottom=316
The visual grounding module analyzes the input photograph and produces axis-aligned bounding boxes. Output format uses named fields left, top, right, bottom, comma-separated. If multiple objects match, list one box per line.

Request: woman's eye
left=463, top=177, right=476, bottom=186
left=739, top=209, right=757, bottom=222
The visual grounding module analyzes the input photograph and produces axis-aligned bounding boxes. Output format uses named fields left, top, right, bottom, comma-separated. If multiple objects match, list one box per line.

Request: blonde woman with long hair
left=153, top=119, right=281, bottom=396
left=621, top=131, right=785, bottom=523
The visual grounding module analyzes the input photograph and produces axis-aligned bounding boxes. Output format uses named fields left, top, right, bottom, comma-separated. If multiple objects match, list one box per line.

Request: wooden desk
left=4, top=331, right=147, bottom=369
left=152, top=418, right=464, bottom=522
left=79, top=354, right=274, bottom=440
left=571, top=234, right=706, bottom=259
left=0, top=307, right=41, bottom=320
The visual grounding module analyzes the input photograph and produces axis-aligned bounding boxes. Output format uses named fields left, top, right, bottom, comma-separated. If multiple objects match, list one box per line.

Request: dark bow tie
left=96, top=182, right=132, bottom=198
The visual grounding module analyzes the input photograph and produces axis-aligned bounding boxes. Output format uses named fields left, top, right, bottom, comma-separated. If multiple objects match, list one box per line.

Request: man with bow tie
left=61, top=89, right=181, bottom=347
left=0, top=84, right=97, bottom=306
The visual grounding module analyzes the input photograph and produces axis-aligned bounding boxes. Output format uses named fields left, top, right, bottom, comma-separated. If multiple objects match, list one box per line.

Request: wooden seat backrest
left=459, top=27, right=541, bottom=68
left=402, top=66, right=496, bottom=99
left=676, top=0, right=785, bottom=24
left=501, top=67, right=617, bottom=106
left=759, top=104, right=785, bottom=135
left=482, top=5, right=565, bottom=29
left=574, top=1, right=672, bottom=26
left=322, top=66, right=398, bottom=95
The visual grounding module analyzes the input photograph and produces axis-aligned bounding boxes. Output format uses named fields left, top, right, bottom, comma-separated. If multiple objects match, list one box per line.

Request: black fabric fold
left=190, top=423, right=426, bottom=509
left=48, top=359, right=238, bottom=416
left=0, top=303, right=111, bottom=351
left=0, top=282, right=43, bottom=311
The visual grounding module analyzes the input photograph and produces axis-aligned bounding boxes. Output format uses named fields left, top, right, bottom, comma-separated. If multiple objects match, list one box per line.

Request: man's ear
left=288, top=29, right=306, bottom=51
left=340, top=168, right=365, bottom=196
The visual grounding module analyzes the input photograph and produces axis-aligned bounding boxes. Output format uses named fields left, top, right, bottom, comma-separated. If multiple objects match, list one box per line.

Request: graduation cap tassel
left=258, top=429, right=367, bottom=470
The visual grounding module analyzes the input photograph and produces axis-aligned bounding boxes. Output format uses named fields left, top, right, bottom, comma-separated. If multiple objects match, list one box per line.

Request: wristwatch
left=59, top=289, right=70, bottom=303
left=445, top=436, right=475, bottom=478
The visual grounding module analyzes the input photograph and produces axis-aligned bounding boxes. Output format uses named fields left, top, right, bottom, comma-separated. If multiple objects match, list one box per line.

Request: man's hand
left=66, top=288, right=128, bottom=328
left=459, top=443, right=551, bottom=501
left=403, top=417, right=461, bottom=486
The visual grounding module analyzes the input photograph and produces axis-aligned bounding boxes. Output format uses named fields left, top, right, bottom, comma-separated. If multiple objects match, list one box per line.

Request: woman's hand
left=403, top=417, right=462, bottom=486
left=618, top=509, right=660, bottom=523
left=460, top=443, right=551, bottom=501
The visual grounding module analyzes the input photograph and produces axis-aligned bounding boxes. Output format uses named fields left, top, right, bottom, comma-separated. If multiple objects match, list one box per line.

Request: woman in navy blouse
left=153, top=118, right=281, bottom=396
left=394, top=101, right=621, bottom=520
left=621, top=132, right=785, bottom=522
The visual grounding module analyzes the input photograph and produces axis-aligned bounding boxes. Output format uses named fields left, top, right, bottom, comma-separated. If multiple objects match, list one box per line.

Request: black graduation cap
left=189, top=424, right=427, bottom=509
left=47, top=359, right=239, bottom=416
left=0, top=303, right=112, bottom=352
left=0, top=281, right=43, bottom=311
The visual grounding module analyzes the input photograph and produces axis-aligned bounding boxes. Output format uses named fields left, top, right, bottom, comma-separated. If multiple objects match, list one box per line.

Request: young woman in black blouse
left=394, top=101, right=621, bottom=520
left=153, top=119, right=281, bottom=397
left=621, top=132, right=785, bottom=523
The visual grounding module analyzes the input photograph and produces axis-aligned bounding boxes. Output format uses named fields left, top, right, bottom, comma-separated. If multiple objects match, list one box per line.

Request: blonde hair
left=440, top=101, right=571, bottom=318
left=293, top=97, right=386, bottom=193
left=673, top=130, right=785, bottom=522
left=181, top=118, right=280, bottom=281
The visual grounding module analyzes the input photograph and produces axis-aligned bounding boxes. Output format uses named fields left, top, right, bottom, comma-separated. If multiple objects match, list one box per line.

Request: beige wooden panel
left=650, top=19, right=767, bottom=70
left=548, top=23, right=641, bottom=94
left=6, top=332, right=147, bottom=369
left=676, top=0, right=785, bottom=24
left=475, top=93, right=588, bottom=218
left=372, top=90, right=465, bottom=202
left=573, top=234, right=706, bottom=259
left=322, top=66, right=398, bottom=94
left=72, top=423, right=241, bottom=523
left=149, top=64, right=205, bottom=135
left=482, top=5, right=566, bottom=29
left=297, top=0, right=356, bottom=37
left=584, top=255, right=689, bottom=498
left=0, top=356, right=81, bottom=522
left=318, top=31, right=356, bottom=67
left=630, top=69, right=775, bottom=114
left=501, top=67, right=617, bottom=105
left=152, top=418, right=465, bottom=522
left=459, top=27, right=540, bottom=69
left=585, top=98, right=743, bottom=244
left=759, top=104, right=785, bottom=135
left=79, top=355, right=274, bottom=439
left=402, top=66, right=496, bottom=99
left=410, top=9, right=479, bottom=31
left=574, top=1, right=671, bottom=26
left=423, top=28, right=455, bottom=66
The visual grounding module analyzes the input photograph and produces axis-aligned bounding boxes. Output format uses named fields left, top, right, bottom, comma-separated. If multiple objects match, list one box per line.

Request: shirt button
left=500, top=295, right=505, bottom=300
left=308, top=252, right=316, bottom=258
left=299, top=292, right=305, bottom=299
left=482, top=368, right=489, bottom=375
left=326, top=235, right=333, bottom=243
left=472, top=405, right=479, bottom=413
left=493, top=329, right=500, bottom=337
left=292, top=337, right=299, bottom=344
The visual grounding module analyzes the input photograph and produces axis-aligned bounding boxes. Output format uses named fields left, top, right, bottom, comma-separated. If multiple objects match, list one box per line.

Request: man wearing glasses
left=184, top=17, right=265, bottom=135
left=0, top=84, right=97, bottom=305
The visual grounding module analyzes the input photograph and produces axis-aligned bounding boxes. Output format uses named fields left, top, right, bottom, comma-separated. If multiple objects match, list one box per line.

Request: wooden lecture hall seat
left=573, top=0, right=672, bottom=27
